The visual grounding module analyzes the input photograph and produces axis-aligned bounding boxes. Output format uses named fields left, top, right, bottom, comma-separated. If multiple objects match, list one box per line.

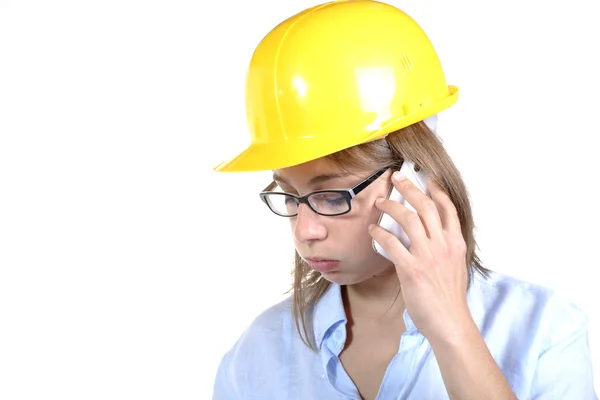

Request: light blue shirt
left=213, top=271, right=597, bottom=399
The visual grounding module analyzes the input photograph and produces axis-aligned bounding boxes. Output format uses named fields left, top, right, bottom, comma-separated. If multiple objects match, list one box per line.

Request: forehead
left=273, top=158, right=352, bottom=187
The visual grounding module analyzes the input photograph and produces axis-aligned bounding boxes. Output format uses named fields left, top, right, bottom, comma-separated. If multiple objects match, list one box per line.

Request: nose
left=292, top=203, right=327, bottom=244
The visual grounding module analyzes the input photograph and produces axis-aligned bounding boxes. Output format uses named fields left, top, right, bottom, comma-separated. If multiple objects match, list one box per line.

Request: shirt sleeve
left=529, top=316, right=598, bottom=399
left=212, top=354, right=237, bottom=400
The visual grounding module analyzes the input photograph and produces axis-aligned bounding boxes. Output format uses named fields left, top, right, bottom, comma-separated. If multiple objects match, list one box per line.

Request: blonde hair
left=288, top=120, right=491, bottom=352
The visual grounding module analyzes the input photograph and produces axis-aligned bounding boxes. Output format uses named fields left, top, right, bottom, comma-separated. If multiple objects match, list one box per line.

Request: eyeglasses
left=259, top=167, right=388, bottom=217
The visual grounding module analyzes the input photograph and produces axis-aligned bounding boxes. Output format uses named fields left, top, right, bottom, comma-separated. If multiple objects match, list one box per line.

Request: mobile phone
left=372, top=159, right=430, bottom=261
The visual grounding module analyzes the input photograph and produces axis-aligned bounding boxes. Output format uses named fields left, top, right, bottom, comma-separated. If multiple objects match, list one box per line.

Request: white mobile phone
left=372, top=159, right=430, bottom=261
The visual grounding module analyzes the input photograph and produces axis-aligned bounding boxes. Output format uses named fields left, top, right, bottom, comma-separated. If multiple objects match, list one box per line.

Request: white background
left=1, top=0, right=598, bottom=398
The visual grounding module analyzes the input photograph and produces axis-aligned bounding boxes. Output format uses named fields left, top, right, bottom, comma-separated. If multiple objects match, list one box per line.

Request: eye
left=309, top=192, right=347, bottom=209
left=324, top=196, right=346, bottom=206
left=283, top=196, right=296, bottom=205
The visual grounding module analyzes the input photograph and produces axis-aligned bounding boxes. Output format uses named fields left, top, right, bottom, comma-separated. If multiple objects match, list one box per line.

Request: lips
left=305, top=257, right=340, bottom=273
left=307, top=257, right=337, bottom=262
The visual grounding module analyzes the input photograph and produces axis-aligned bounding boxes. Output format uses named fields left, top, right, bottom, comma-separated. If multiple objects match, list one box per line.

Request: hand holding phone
left=372, top=159, right=430, bottom=261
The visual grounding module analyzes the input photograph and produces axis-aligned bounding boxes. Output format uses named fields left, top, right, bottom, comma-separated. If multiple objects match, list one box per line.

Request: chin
left=326, top=263, right=396, bottom=285
left=318, top=270, right=371, bottom=286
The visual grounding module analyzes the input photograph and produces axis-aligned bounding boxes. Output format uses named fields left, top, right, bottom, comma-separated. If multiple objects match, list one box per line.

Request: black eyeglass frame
left=259, top=167, right=389, bottom=217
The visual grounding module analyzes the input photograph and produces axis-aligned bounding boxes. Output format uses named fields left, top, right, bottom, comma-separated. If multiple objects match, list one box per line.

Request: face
left=272, top=157, right=395, bottom=285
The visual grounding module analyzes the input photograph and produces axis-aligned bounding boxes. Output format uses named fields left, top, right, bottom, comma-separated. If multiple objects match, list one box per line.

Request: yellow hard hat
left=214, top=0, right=458, bottom=172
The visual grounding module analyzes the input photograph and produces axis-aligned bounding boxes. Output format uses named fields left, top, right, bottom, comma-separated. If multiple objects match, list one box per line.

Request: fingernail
left=368, top=224, right=375, bottom=230
left=376, top=198, right=384, bottom=204
left=393, top=171, right=406, bottom=181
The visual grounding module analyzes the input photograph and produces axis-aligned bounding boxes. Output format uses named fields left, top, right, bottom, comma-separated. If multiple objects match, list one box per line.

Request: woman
left=212, top=1, right=597, bottom=399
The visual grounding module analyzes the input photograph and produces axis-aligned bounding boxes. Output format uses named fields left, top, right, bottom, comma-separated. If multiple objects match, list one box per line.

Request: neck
left=342, top=263, right=405, bottom=321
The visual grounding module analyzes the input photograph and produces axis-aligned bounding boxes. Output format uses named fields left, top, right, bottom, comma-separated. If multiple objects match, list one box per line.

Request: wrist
left=426, top=312, right=481, bottom=350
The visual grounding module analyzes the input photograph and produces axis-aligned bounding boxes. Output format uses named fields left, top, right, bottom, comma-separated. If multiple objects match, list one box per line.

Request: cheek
left=338, top=208, right=381, bottom=243
left=285, top=201, right=381, bottom=240
left=352, top=198, right=383, bottom=226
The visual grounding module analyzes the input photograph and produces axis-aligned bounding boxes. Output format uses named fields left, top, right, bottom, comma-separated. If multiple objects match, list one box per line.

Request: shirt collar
left=312, top=283, right=346, bottom=350
left=312, top=282, right=422, bottom=350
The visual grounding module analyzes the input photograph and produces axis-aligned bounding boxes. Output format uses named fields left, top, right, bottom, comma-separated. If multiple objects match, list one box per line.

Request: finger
left=374, top=197, right=430, bottom=256
left=428, top=176, right=463, bottom=238
left=392, top=172, right=445, bottom=243
left=368, top=223, right=412, bottom=279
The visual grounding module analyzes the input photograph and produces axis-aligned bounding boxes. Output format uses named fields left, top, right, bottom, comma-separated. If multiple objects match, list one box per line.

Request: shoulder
left=218, top=295, right=295, bottom=366
left=214, top=295, right=297, bottom=395
left=471, top=271, right=589, bottom=350
left=242, top=295, right=294, bottom=340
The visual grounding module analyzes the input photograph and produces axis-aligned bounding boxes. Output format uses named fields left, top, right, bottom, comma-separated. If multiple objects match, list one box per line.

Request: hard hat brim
left=212, top=137, right=355, bottom=172
left=214, top=86, right=458, bottom=172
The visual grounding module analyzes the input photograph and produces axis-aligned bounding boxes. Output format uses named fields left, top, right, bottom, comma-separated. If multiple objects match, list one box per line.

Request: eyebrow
left=272, top=172, right=352, bottom=186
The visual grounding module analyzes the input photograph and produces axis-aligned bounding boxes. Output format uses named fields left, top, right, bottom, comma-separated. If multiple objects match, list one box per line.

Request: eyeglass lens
left=264, top=192, right=349, bottom=216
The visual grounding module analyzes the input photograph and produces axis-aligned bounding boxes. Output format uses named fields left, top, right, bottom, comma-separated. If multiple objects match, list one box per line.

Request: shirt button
left=321, top=373, right=326, bottom=380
